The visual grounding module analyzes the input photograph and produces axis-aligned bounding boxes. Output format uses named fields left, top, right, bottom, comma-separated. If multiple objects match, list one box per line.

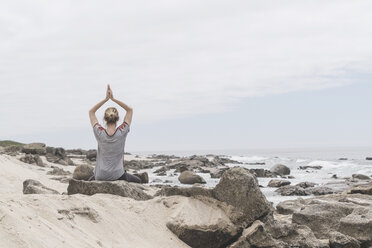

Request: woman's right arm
left=112, top=97, right=133, bottom=126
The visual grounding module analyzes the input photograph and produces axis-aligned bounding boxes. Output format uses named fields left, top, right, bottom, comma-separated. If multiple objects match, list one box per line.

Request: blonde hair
left=104, top=107, right=119, bottom=124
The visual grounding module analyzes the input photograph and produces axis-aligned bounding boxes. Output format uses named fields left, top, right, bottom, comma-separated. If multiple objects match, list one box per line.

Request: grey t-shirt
left=93, top=122, right=130, bottom=181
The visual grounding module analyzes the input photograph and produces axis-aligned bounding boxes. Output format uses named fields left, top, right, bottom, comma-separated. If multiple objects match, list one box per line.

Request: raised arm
left=89, top=85, right=110, bottom=127
left=110, top=87, right=133, bottom=126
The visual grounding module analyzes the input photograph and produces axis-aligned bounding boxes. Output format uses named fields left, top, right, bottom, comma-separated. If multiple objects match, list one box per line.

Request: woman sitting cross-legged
left=88, top=84, right=141, bottom=183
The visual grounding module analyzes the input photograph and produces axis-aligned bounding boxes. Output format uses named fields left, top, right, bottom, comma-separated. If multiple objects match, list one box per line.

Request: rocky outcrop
left=275, top=184, right=335, bottom=196
left=275, top=194, right=372, bottom=247
left=352, top=174, right=371, bottom=180
left=67, top=179, right=152, bottom=200
left=3, top=145, right=22, bottom=156
left=86, top=149, right=97, bottom=161
left=23, top=179, right=59, bottom=194
left=213, top=167, right=273, bottom=227
left=178, top=171, right=206, bottom=184
left=19, top=154, right=44, bottom=167
left=46, top=147, right=74, bottom=165
left=270, top=164, right=290, bottom=176
left=267, top=179, right=291, bottom=187
left=72, top=165, right=94, bottom=181
left=349, top=182, right=372, bottom=195
left=22, top=143, right=46, bottom=155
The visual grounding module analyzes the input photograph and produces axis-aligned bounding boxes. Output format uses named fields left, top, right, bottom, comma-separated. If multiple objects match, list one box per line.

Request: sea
left=136, top=147, right=372, bottom=206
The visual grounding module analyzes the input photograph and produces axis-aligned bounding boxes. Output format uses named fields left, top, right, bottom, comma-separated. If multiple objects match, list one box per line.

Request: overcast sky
left=1, top=0, right=371, bottom=152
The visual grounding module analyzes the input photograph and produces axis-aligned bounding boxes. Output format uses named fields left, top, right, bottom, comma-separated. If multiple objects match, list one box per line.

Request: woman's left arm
left=89, top=85, right=111, bottom=127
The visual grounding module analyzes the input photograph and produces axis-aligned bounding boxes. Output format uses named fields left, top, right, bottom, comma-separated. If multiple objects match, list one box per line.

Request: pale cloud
left=0, top=0, right=371, bottom=137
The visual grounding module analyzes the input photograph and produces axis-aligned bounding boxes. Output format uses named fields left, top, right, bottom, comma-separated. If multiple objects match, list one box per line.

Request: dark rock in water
left=156, top=185, right=213, bottom=198
left=212, top=156, right=242, bottom=165
left=248, top=168, right=275, bottom=178
left=267, top=179, right=291, bottom=188
left=20, top=154, right=44, bottom=167
left=47, top=167, right=71, bottom=176
left=151, top=178, right=163, bottom=183
left=153, top=166, right=168, bottom=176
left=275, top=185, right=310, bottom=196
left=339, top=158, right=348, bottom=160
left=67, top=179, right=152, bottom=200
left=213, top=167, right=273, bottom=227
left=149, top=154, right=180, bottom=160
left=72, top=165, right=94, bottom=180
left=270, top=164, right=290, bottom=176
left=86, top=149, right=97, bottom=161
left=296, top=181, right=317, bottom=188
left=133, top=172, right=149, bottom=183
left=352, top=174, right=371, bottom=180
left=298, top=165, right=322, bottom=170
left=329, top=231, right=360, bottom=248
left=22, top=143, right=47, bottom=155
left=178, top=171, right=206, bottom=184
left=332, top=174, right=338, bottom=179
left=23, top=179, right=59, bottom=194
left=366, top=157, right=372, bottom=160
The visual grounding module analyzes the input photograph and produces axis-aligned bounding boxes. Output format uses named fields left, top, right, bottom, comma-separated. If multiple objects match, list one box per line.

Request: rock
left=46, top=147, right=74, bottom=165
left=329, top=231, right=360, bottom=248
left=20, top=154, right=44, bottom=167
left=275, top=185, right=310, bottom=196
left=47, top=167, right=71, bottom=176
left=352, top=174, right=371, bottom=180
left=22, top=143, right=46, bottom=155
left=270, top=164, right=290, bottom=176
left=213, top=167, right=273, bottom=227
left=156, top=185, right=213, bottom=198
left=23, top=179, right=59, bottom=194
left=339, top=158, right=348, bottom=160
left=267, top=179, right=291, bottom=187
left=66, top=149, right=87, bottom=155
left=212, top=156, right=242, bottom=165
left=4, top=145, right=22, bottom=155
left=152, top=178, right=163, bottom=183
left=292, top=201, right=354, bottom=239
left=296, top=181, right=317, bottom=188
left=86, top=149, right=97, bottom=161
left=339, top=208, right=372, bottom=246
left=67, top=179, right=152, bottom=200
left=166, top=197, right=241, bottom=248
left=349, top=182, right=372, bottom=195
left=133, top=172, right=149, bottom=183
left=153, top=166, right=168, bottom=176
left=299, top=165, right=323, bottom=170
left=276, top=198, right=306, bottom=215
left=178, top=171, right=206, bottom=184
left=366, top=157, right=372, bottom=161
left=72, top=165, right=94, bottom=180
left=309, top=186, right=335, bottom=196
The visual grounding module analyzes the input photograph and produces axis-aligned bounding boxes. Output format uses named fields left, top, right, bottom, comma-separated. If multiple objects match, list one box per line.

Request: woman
left=88, top=84, right=141, bottom=183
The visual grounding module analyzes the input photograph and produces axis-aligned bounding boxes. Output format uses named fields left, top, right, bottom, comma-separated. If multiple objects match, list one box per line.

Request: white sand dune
left=0, top=154, right=190, bottom=248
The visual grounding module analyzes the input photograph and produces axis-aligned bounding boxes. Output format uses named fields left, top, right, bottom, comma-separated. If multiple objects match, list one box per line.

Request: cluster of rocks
left=20, top=154, right=44, bottom=167
left=45, top=146, right=74, bottom=165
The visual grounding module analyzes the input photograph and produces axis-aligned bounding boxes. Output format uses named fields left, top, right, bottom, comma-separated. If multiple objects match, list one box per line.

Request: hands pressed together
left=105, top=84, right=114, bottom=101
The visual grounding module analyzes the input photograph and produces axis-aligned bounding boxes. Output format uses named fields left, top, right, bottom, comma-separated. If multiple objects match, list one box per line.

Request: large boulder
left=329, top=231, right=360, bottom=248
left=166, top=197, right=241, bottom=248
left=178, top=171, right=206, bottom=184
left=22, top=143, right=46, bottom=155
left=270, top=164, right=290, bottom=176
left=339, top=208, right=372, bottom=246
left=213, top=167, right=273, bottom=227
left=267, top=179, right=291, bottom=187
left=72, top=165, right=94, bottom=180
left=67, top=179, right=152, bottom=201
left=23, top=179, right=59, bottom=194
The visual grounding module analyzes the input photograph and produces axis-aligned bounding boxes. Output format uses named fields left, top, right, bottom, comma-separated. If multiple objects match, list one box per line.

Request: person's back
left=88, top=84, right=140, bottom=183
left=93, top=122, right=129, bottom=180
